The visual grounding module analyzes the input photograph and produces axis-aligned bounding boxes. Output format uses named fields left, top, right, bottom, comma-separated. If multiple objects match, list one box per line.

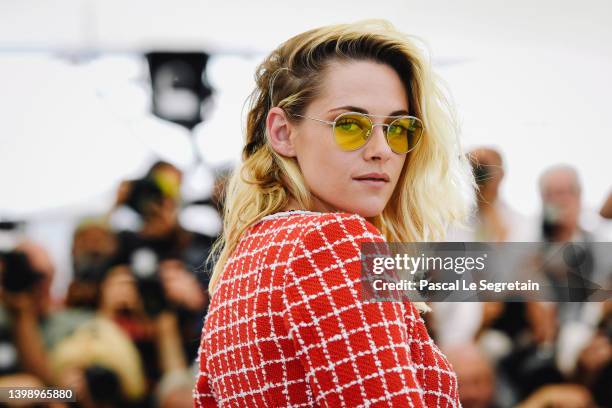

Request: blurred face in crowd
left=141, top=197, right=180, bottom=238
left=445, top=344, right=495, bottom=408
left=72, top=225, right=117, bottom=271
left=268, top=60, right=408, bottom=218
left=99, top=266, right=143, bottom=319
left=540, top=167, right=581, bottom=230
left=140, top=162, right=182, bottom=234
left=470, top=147, right=504, bottom=204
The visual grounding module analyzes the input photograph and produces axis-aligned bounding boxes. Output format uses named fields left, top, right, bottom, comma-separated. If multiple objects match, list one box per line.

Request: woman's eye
left=337, top=121, right=361, bottom=131
left=388, top=125, right=406, bottom=135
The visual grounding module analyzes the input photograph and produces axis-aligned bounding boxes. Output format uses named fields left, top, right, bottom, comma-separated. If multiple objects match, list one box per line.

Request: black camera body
left=73, top=253, right=114, bottom=283
left=129, top=248, right=168, bottom=316
left=125, top=177, right=164, bottom=216
left=0, top=250, right=44, bottom=293
left=84, top=364, right=125, bottom=405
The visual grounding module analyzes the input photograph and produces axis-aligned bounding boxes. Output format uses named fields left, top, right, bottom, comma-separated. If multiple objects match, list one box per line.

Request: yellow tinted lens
left=387, top=117, right=424, bottom=153
left=333, top=114, right=371, bottom=150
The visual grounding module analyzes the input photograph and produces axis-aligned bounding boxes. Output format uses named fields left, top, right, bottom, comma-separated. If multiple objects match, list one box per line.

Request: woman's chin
left=343, top=202, right=385, bottom=219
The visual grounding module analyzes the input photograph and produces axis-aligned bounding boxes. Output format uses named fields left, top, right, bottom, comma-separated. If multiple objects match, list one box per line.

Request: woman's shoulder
left=305, top=211, right=384, bottom=244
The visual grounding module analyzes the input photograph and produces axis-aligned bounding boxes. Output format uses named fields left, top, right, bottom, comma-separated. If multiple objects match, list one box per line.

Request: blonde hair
left=207, top=20, right=475, bottom=312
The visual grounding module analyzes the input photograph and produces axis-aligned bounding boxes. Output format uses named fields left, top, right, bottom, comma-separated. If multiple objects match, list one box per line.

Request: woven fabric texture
left=194, top=211, right=461, bottom=407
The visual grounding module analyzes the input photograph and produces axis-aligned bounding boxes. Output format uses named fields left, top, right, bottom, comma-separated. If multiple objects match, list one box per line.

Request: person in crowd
left=66, top=218, right=119, bottom=309
left=153, top=311, right=197, bottom=408
left=94, top=257, right=207, bottom=405
left=50, top=256, right=198, bottom=407
left=557, top=299, right=611, bottom=407
left=0, top=241, right=92, bottom=384
left=194, top=19, right=474, bottom=406
left=515, top=383, right=595, bottom=408
left=479, top=165, right=595, bottom=346
left=539, top=165, right=586, bottom=243
left=111, top=161, right=214, bottom=362
left=432, top=147, right=537, bottom=350
left=50, top=315, right=147, bottom=407
left=447, top=340, right=599, bottom=408
left=455, top=147, right=536, bottom=242
left=444, top=343, right=499, bottom=408
left=474, top=165, right=610, bottom=404
left=536, top=165, right=609, bottom=314
left=0, top=240, right=119, bottom=407
left=113, top=161, right=213, bottom=272
left=55, top=259, right=195, bottom=407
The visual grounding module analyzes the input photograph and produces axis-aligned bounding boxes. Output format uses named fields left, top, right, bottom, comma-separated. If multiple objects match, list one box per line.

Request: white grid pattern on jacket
left=194, top=211, right=461, bottom=407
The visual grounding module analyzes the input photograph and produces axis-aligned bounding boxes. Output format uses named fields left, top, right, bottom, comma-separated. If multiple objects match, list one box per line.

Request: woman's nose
left=362, top=124, right=392, bottom=161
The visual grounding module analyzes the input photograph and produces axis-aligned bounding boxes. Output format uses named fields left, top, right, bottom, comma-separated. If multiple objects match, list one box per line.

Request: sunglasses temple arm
left=293, top=114, right=335, bottom=126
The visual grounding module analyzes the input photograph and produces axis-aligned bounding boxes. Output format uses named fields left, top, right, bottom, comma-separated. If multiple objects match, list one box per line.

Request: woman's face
left=290, top=60, right=409, bottom=218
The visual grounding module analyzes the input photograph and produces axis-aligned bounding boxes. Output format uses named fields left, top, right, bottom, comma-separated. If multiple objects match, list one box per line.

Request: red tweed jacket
left=194, top=211, right=461, bottom=407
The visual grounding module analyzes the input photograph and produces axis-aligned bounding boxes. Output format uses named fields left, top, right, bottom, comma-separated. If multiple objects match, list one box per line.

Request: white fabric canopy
left=1, top=0, right=611, bottom=217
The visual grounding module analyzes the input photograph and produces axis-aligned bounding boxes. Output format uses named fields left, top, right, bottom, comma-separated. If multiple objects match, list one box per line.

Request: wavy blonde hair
left=207, top=20, right=475, bottom=311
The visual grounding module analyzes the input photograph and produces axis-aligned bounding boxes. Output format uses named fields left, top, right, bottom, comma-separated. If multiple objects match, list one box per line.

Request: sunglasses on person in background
left=294, top=111, right=424, bottom=154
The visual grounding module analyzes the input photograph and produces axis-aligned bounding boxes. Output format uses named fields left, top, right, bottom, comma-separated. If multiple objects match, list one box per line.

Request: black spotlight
left=146, top=52, right=214, bottom=130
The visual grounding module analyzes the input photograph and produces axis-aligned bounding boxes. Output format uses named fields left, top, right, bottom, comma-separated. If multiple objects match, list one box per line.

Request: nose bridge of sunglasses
left=370, top=122, right=390, bottom=138
left=365, top=123, right=394, bottom=152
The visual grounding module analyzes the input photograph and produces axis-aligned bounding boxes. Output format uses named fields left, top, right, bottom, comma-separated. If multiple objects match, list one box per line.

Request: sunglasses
left=294, top=111, right=424, bottom=154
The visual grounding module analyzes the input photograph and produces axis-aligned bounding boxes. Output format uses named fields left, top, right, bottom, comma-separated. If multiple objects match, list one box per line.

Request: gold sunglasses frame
left=293, top=111, right=424, bottom=154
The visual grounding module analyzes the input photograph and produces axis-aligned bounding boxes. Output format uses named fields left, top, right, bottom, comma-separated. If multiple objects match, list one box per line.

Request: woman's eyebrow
left=328, top=106, right=410, bottom=116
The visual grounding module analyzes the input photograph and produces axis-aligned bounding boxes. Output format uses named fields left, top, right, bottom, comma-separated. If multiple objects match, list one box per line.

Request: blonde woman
left=195, top=20, right=472, bottom=407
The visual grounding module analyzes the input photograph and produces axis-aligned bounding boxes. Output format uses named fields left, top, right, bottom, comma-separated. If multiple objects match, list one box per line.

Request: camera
left=124, top=176, right=165, bottom=217
left=130, top=248, right=168, bottom=316
left=0, top=250, right=44, bottom=293
left=73, top=252, right=114, bottom=283
left=541, top=204, right=562, bottom=240
left=84, top=364, right=125, bottom=406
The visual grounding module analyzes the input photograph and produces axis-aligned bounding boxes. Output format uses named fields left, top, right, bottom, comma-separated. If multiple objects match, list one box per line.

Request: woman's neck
left=282, top=196, right=338, bottom=214
left=282, top=198, right=302, bottom=212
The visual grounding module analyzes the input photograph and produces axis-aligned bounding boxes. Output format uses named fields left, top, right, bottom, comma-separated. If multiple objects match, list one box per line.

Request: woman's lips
left=353, top=178, right=389, bottom=187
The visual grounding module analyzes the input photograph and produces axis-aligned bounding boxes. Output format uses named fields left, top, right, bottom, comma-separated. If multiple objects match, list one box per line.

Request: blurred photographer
left=435, top=147, right=537, bottom=350
left=111, top=161, right=213, bottom=361
left=493, top=165, right=611, bottom=403
left=113, top=161, right=214, bottom=273
left=66, top=219, right=119, bottom=310
left=451, top=147, right=537, bottom=243
left=537, top=165, right=607, bottom=314
left=0, top=239, right=128, bottom=407
left=95, top=263, right=197, bottom=407
left=50, top=316, right=147, bottom=408
left=556, top=300, right=612, bottom=407
left=539, top=165, right=585, bottom=243
left=0, top=241, right=59, bottom=385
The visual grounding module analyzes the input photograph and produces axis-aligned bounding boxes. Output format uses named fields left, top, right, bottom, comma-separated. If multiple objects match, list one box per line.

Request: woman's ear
left=266, top=107, right=297, bottom=157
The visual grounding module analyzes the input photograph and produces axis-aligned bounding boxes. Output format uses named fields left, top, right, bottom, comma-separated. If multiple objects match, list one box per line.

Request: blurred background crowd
left=0, top=160, right=225, bottom=407
left=1, top=1, right=611, bottom=407
left=431, top=149, right=612, bottom=408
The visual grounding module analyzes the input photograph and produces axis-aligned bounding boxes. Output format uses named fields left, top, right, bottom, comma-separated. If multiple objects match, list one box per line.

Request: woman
left=195, top=20, right=473, bottom=407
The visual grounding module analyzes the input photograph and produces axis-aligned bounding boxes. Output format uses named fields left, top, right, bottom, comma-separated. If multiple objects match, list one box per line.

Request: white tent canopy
left=1, top=0, right=611, bottom=217
left=2, top=0, right=610, bottom=57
